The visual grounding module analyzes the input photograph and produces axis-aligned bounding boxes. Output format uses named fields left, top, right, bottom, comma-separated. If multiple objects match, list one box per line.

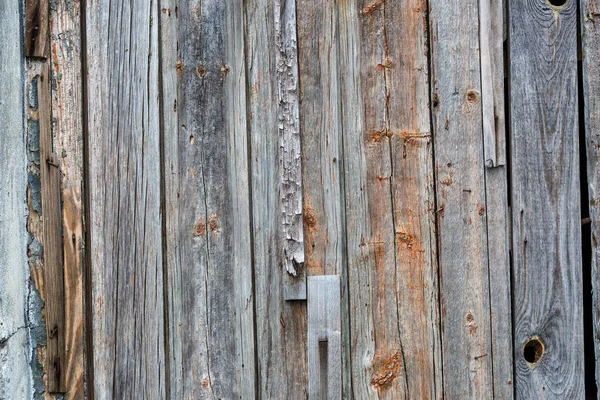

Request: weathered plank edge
left=25, top=0, right=49, bottom=58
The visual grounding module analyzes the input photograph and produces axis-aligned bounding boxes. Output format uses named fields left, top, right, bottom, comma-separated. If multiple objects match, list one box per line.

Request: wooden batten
left=25, top=0, right=49, bottom=58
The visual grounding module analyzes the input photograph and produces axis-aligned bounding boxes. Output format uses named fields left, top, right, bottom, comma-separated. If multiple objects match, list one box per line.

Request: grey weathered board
left=509, top=0, right=585, bottom=397
left=307, top=275, right=342, bottom=399
left=85, top=0, right=165, bottom=397
left=338, top=0, right=442, bottom=397
left=160, top=0, right=256, bottom=398
left=581, top=0, right=600, bottom=391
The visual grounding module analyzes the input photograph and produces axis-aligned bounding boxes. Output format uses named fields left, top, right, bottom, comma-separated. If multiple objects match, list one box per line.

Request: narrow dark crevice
left=576, top=0, right=597, bottom=393
left=79, top=0, right=95, bottom=398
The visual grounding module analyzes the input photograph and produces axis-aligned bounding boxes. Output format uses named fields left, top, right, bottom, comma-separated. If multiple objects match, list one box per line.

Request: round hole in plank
left=548, top=0, right=568, bottom=7
left=523, top=337, right=544, bottom=365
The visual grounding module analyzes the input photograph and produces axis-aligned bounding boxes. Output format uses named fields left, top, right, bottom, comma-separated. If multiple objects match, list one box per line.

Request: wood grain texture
left=581, top=0, right=600, bottom=391
left=25, top=0, right=49, bottom=57
left=295, top=0, right=351, bottom=396
left=245, top=0, right=308, bottom=397
left=338, top=0, right=442, bottom=397
left=161, top=0, right=256, bottom=398
left=429, top=0, right=494, bottom=396
left=0, top=0, right=31, bottom=397
left=509, top=0, right=585, bottom=397
left=307, top=275, right=342, bottom=400
left=275, top=0, right=307, bottom=301
left=39, top=62, right=67, bottom=393
left=49, top=0, right=87, bottom=396
left=85, top=0, right=165, bottom=397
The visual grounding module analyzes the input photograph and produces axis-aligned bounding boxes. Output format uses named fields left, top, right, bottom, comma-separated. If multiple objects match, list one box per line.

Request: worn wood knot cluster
left=371, top=351, right=402, bottom=391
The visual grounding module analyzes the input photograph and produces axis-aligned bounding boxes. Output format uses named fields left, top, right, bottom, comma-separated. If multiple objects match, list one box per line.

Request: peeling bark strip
left=25, top=0, right=49, bottom=58
left=85, top=0, right=165, bottom=397
left=39, top=63, right=67, bottom=393
left=307, top=276, right=341, bottom=399
left=161, top=0, right=256, bottom=398
left=429, top=0, right=495, bottom=396
left=338, top=0, right=442, bottom=397
left=509, top=0, right=585, bottom=397
left=581, top=0, right=600, bottom=390
left=274, top=0, right=307, bottom=300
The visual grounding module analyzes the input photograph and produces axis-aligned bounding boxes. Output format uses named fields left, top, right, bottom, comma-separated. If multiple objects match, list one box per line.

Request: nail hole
left=548, top=0, right=567, bottom=7
left=523, top=337, right=544, bottom=365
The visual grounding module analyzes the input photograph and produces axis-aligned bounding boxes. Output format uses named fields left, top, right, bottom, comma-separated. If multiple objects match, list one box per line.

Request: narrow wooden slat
left=479, top=0, right=496, bottom=168
left=307, top=275, right=341, bottom=400
left=25, top=0, right=49, bottom=58
left=509, top=0, right=584, bottom=397
left=581, top=0, right=600, bottom=390
left=85, top=0, right=165, bottom=397
left=49, top=0, right=87, bottom=396
left=39, top=62, right=66, bottom=393
left=338, top=0, right=442, bottom=397
left=295, top=0, right=351, bottom=395
left=160, top=0, right=256, bottom=398
left=429, top=0, right=494, bottom=396
left=274, top=0, right=307, bottom=301
left=246, top=0, right=308, bottom=397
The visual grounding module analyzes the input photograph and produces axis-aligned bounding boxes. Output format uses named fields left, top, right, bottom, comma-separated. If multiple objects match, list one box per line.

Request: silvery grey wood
left=275, top=0, right=307, bottom=301
left=85, top=0, right=165, bottom=397
left=509, top=0, right=585, bottom=397
left=160, top=1, right=256, bottom=398
left=581, top=0, right=600, bottom=391
left=429, top=0, right=494, bottom=396
left=0, top=0, right=31, bottom=398
left=307, top=275, right=341, bottom=400
left=480, top=0, right=496, bottom=168
left=246, top=0, right=308, bottom=397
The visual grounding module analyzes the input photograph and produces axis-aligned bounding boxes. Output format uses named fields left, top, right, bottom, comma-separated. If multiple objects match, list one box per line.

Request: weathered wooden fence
left=1, top=0, right=600, bottom=398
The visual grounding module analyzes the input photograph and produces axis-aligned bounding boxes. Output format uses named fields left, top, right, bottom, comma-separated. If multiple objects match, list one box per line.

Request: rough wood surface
left=39, top=62, right=66, bottom=394
left=338, top=0, right=442, bottom=397
left=307, top=275, right=341, bottom=400
left=25, top=0, right=49, bottom=58
left=509, top=0, right=585, bottom=397
left=581, top=0, right=600, bottom=392
left=246, top=0, right=308, bottom=397
left=85, top=0, right=165, bottom=397
left=0, top=0, right=31, bottom=397
left=275, top=0, right=307, bottom=301
left=49, top=0, right=87, bottom=396
left=161, top=1, right=256, bottom=398
left=429, top=0, right=494, bottom=396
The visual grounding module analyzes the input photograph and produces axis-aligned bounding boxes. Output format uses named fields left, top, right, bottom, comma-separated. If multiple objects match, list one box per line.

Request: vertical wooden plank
left=581, top=0, right=600, bottom=391
left=482, top=0, right=514, bottom=397
left=160, top=0, right=256, bottom=398
left=25, top=0, right=49, bottom=58
left=338, top=0, right=442, bottom=398
left=49, top=0, right=87, bottom=396
left=85, top=0, right=165, bottom=397
left=39, top=62, right=66, bottom=394
left=307, top=275, right=342, bottom=400
left=246, top=0, right=308, bottom=397
left=295, top=0, right=351, bottom=396
left=275, top=0, right=307, bottom=301
left=509, top=0, right=584, bottom=397
left=429, top=0, right=494, bottom=397
left=0, top=0, right=31, bottom=397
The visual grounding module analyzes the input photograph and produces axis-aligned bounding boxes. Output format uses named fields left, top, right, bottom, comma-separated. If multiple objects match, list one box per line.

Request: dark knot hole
left=548, top=0, right=567, bottom=7
left=523, top=337, right=544, bottom=365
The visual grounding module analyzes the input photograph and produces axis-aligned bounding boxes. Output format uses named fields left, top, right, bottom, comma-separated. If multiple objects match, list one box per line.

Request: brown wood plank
left=160, top=0, right=256, bottom=398
left=429, top=0, right=494, bottom=396
left=581, top=0, right=600, bottom=391
left=337, top=0, right=442, bottom=397
left=245, top=0, right=308, bottom=397
left=509, top=0, right=585, bottom=397
left=39, top=62, right=66, bottom=393
left=49, top=0, right=87, bottom=396
left=25, top=0, right=49, bottom=58
left=84, top=0, right=165, bottom=396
